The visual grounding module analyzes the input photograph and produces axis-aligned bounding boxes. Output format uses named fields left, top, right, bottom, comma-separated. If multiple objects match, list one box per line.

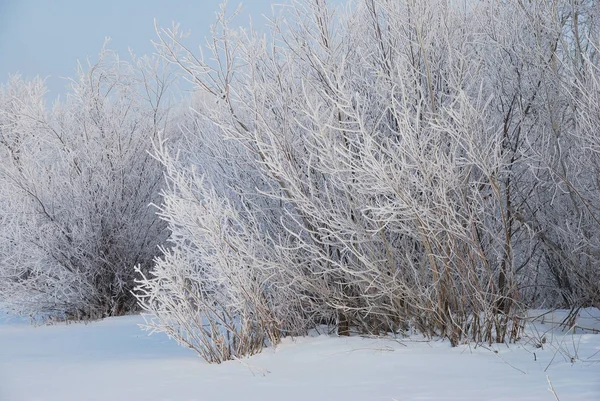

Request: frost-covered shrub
left=0, top=50, right=172, bottom=320
left=135, top=105, right=321, bottom=362
left=136, top=0, right=600, bottom=361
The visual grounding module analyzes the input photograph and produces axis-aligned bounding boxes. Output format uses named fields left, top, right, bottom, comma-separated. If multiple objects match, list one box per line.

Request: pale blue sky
left=0, top=0, right=278, bottom=99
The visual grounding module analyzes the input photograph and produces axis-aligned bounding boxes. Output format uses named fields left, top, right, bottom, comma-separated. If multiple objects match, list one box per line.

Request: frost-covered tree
left=0, top=49, right=173, bottom=320
left=135, top=0, right=600, bottom=361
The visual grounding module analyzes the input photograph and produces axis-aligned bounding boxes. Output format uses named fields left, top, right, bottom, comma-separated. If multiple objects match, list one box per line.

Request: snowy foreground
left=1, top=310, right=599, bottom=401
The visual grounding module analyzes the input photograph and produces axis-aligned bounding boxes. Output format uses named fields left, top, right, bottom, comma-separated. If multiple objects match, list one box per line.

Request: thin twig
left=547, top=375, right=561, bottom=401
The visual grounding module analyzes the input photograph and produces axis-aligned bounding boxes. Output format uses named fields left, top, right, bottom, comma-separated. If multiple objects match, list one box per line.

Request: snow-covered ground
left=1, top=310, right=598, bottom=401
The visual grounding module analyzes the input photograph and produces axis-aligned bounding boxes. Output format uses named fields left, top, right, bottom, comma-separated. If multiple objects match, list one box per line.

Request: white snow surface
left=1, top=310, right=599, bottom=401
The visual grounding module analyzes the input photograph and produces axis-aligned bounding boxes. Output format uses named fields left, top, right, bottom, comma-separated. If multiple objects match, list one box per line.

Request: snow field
left=0, top=310, right=598, bottom=401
